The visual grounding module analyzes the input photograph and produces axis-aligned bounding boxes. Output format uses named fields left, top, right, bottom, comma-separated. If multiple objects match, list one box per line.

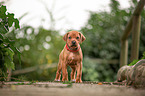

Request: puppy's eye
left=69, top=37, right=71, bottom=39
left=76, top=37, right=79, bottom=39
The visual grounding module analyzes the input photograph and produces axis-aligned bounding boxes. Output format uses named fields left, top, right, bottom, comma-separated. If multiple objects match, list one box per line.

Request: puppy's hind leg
left=54, top=61, right=62, bottom=81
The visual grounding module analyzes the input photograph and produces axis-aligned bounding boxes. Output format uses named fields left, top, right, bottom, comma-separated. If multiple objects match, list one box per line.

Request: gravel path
left=0, top=82, right=145, bottom=96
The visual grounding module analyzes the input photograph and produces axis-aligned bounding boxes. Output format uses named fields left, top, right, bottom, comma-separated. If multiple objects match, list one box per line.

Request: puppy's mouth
left=67, top=43, right=78, bottom=49
left=71, top=44, right=77, bottom=47
left=66, top=43, right=80, bottom=52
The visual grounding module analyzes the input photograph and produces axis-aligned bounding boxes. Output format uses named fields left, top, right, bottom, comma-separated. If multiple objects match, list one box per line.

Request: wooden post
left=130, top=15, right=141, bottom=62
left=121, top=0, right=145, bottom=41
left=120, top=0, right=145, bottom=67
left=120, top=40, right=128, bottom=67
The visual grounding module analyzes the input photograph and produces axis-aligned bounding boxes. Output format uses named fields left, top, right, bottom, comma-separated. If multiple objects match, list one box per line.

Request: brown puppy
left=54, top=31, right=85, bottom=83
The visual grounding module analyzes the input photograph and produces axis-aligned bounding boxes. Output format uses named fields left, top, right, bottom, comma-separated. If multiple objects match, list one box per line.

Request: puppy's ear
left=63, top=32, right=69, bottom=41
left=79, top=32, right=86, bottom=43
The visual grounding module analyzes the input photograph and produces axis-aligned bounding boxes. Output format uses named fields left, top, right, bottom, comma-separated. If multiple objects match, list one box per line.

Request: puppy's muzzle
left=72, top=41, right=76, bottom=45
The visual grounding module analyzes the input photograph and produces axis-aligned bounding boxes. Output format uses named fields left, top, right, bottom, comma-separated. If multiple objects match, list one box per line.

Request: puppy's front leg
left=62, top=61, right=68, bottom=82
left=76, top=62, right=82, bottom=83
left=71, top=67, right=76, bottom=81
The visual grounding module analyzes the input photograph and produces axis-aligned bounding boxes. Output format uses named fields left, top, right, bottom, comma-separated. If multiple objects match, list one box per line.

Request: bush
left=0, top=5, right=20, bottom=81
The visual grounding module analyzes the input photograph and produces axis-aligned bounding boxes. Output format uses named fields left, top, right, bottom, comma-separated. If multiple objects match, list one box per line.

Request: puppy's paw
left=62, top=78, right=68, bottom=82
left=75, top=79, right=82, bottom=83
left=71, top=79, right=76, bottom=82
left=54, top=79, right=61, bottom=82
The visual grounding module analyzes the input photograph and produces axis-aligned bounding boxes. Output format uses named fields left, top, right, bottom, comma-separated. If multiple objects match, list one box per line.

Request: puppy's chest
left=66, top=53, right=79, bottom=65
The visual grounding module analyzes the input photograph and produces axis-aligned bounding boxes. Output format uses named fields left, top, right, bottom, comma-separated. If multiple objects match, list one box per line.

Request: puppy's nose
left=72, top=41, right=76, bottom=45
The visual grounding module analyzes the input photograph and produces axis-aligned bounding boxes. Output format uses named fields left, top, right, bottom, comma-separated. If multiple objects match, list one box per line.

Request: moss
left=128, top=51, right=145, bottom=66
left=141, top=52, right=145, bottom=59
left=128, top=59, right=139, bottom=66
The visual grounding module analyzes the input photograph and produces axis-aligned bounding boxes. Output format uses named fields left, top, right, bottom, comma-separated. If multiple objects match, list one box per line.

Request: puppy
left=54, top=31, right=85, bottom=83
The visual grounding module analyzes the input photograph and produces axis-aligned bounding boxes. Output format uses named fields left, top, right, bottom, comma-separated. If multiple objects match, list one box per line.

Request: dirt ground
left=0, top=82, right=145, bottom=96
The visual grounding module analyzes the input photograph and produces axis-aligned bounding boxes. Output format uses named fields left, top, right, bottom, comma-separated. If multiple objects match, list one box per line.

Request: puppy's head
left=63, top=31, right=85, bottom=49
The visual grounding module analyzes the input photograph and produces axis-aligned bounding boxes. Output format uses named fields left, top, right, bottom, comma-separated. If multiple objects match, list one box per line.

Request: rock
left=117, top=65, right=131, bottom=82
left=117, top=59, right=145, bottom=88
left=133, top=63, right=145, bottom=88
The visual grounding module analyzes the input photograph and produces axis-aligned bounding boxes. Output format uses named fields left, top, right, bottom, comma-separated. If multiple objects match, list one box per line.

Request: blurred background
left=1, top=0, right=145, bottom=82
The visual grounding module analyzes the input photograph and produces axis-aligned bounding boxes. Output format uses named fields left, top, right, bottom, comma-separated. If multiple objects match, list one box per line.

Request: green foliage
left=0, top=5, right=20, bottom=31
left=128, top=59, right=138, bottom=66
left=0, top=5, right=20, bottom=81
left=3, top=48, right=15, bottom=70
left=81, top=5, right=130, bottom=59
left=110, top=0, right=120, bottom=12
left=13, top=81, right=35, bottom=85
left=8, top=25, right=64, bottom=81
left=141, top=52, right=145, bottom=59
left=83, top=58, right=117, bottom=82
left=128, top=52, right=145, bottom=66
left=63, top=81, right=72, bottom=84
left=83, top=58, right=99, bottom=81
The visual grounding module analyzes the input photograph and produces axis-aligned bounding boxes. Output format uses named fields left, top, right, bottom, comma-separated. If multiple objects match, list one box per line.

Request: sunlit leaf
left=98, top=82, right=103, bottom=85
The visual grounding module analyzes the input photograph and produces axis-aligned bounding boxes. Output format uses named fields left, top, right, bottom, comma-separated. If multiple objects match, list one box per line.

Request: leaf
left=0, top=5, right=7, bottom=13
left=4, top=37, right=16, bottom=45
left=1, top=34, right=15, bottom=45
left=0, top=5, right=7, bottom=19
left=7, top=13, right=20, bottom=29
left=10, top=45, right=21, bottom=65
left=10, top=45, right=21, bottom=54
left=0, top=33, right=4, bottom=39
left=2, top=36, right=14, bottom=45
left=0, top=24, right=7, bottom=34
left=4, top=48, right=15, bottom=70
left=14, top=19, right=20, bottom=29
left=141, top=52, right=145, bottom=59
left=4, top=61, right=15, bottom=70
left=7, top=13, right=15, bottom=27
left=98, top=82, right=103, bottom=85
left=7, top=48, right=14, bottom=60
